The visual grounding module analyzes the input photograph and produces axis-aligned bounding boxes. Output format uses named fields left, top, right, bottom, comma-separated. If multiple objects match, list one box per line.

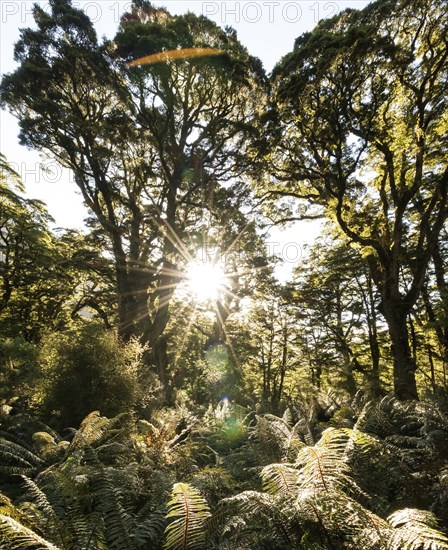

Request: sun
left=185, top=261, right=228, bottom=303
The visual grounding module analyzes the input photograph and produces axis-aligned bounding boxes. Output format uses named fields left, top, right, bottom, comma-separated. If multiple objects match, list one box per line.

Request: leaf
left=387, top=508, right=448, bottom=549
left=0, top=514, right=60, bottom=549
left=261, top=463, right=298, bottom=495
left=164, top=483, right=211, bottom=550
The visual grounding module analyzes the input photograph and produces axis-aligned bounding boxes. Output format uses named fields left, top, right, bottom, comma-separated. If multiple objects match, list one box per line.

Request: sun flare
left=186, top=261, right=228, bottom=303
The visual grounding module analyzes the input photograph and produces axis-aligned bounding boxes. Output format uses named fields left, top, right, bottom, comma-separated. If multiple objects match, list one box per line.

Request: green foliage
left=387, top=508, right=448, bottom=550
left=0, top=514, right=59, bottom=549
left=267, top=0, right=448, bottom=399
left=0, top=155, right=115, bottom=343
left=0, top=0, right=267, bottom=374
left=0, top=394, right=448, bottom=549
left=164, top=483, right=211, bottom=550
left=0, top=431, right=45, bottom=478
left=0, top=410, right=170, bottom=549
left=0, top=338, right=39, bottom=409
left=36, top=323, right=144, bottom=427
left=1, top=0, right=448, bottom=548
left=222, top=415, right=448, bottom=549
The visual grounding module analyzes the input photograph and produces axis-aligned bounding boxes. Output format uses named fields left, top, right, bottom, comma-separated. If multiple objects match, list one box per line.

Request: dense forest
left=0, top=0, right=448, bottom=547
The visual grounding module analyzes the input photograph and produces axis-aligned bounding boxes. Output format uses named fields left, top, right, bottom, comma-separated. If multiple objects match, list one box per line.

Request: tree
left=0, top=155, right=55, bottom=320
left=158, top=206, right=275, bottom=404
left=0, top=155, right=115, bottom=341
left=267, top=0, right=448, bottom=399
left=293, top=234, right=386, bottom=395
left=406, top=228, right=448, bottom=394
left=228, top=288, right=302, bottom=411
left=1, top=0, right=266, bottom=395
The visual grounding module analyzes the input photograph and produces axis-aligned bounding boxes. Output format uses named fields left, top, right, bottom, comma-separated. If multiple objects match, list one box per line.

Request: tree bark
left=383, top=302, right=418, bottom=400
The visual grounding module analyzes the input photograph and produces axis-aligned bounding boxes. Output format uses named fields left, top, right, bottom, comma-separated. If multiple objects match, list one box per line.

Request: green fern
left=223, top=425, right=386, bottom=547
left=68, top=410, right=123, bottom=452
left=261, top=463, right=298, bottom=495
left=387, top=508, right=448, bottom=549
left=92, top=467, right=133, bottom=549
left=131, top=507, right=165, bottom=546
left=222, top=490, right=294, bottom=548
left=0, top=514, right=60, bottom=550
left=295, top=428, right=361, bottom=496
left=0, top=434, right=44, bottom=477
left=164, top=483, right=211, bottom=550
left=252, top=414, right=305, bottom=462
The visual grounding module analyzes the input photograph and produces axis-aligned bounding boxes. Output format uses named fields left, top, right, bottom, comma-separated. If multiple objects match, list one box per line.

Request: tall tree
left=267, top=0, right=448, bottom=399
left=1, top=0, right=266, bottom=391
left=0, top=155, right=114, bottom=340
left=293, top=234, right=385, bottom=395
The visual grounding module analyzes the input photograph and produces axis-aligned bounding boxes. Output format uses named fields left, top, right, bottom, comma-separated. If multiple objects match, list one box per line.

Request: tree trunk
left=334, top=294, right=357, bottom=395
left=365, top=274, right=381, bottom=394
left=117, top=283, right=137, bottom=342
left=150, top=334, right=173, bottom=405
left=383, top=303, right=418, bottom=400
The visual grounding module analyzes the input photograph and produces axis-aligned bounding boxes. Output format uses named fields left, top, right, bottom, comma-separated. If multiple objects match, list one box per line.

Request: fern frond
left=222, top=490, right=273, bottom=517
left=253, top=415, right=304, bottom=461
left=222, top=490, right=293, bottom=547
left=132, top=509, right=165, bottom=545
left=67, top=411, right=113, bottom=451
left=90, top=466, right=133, bottom=549
left=282, top=408, right=293, bottom=426
left=21, top=477, right=60, bottom=524
left=296, top=428, right=356, bottom=495
left=164, top=483, right=211, bottom=550
left=67, top=411, right=131, bottom=457
left=0, top=514, right=60, bottom=549
left=261, top=463, right=298, bottom=495
left=0, top=438, right=43, bottom=476
left=387, top=508, right=448, bottom=549
left=0, top=439, right=43, bottom=465
left=0, top=492, right=37, bottom=530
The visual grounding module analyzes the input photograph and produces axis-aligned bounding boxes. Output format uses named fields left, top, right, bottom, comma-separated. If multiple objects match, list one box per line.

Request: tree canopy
left=264, top=0, right=448, bottom=398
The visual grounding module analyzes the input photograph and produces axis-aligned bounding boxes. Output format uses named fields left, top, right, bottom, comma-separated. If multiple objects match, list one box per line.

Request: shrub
left=35, top=322, right=144, bottom=427
left=0, top=337, right=39, bottom=411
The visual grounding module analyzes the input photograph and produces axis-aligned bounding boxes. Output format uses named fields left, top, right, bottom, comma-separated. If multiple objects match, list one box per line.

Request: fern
left=0, top=514, right=60, bottom=550
left=222, top=490, right=294, bottom=548
left=224, top=425, right=389, bottom=547
left=21, top=476, right=60, bottom=523
left=261, top=463, right=298, bottom=495
left=164, top=483, right=211, bottom=550
left=68, top=411, right=122, bottom=452
left=88, top=460, right=134, bottom=549
left=387, top=508, right=448, bottom=549
left=0, top=435, right=44, bottom=476
left=252, top=414, right=305, bottom=462
left=296, top=428, right=361, bottom=496
left=131, top=508, right=165, bottom=546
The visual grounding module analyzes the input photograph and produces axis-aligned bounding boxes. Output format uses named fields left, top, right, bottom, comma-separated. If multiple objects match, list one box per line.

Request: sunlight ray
left=159, top=218, right=195, bottom=264
left=148, top=294, right=176, bottom=315
left=213, top=304, right=240, bottom=369
left=221, top=221, right=253, bottom=256
left=172, top=304, right=200, bottom=368
left=154, top=282, right=182, bottom=293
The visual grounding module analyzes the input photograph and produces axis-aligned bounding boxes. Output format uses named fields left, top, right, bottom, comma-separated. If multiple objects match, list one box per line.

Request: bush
left=35, top=322, right=144, bottom=427
left=0, top=338, right=39, bottom=411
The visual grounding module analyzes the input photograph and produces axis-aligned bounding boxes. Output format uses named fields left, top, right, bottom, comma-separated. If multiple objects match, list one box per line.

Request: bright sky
left=0, top=0, right=371, bottom=277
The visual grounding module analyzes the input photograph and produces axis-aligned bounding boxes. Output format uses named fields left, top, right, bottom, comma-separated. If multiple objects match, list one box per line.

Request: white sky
left=0, top=0, right=370, bottom=278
